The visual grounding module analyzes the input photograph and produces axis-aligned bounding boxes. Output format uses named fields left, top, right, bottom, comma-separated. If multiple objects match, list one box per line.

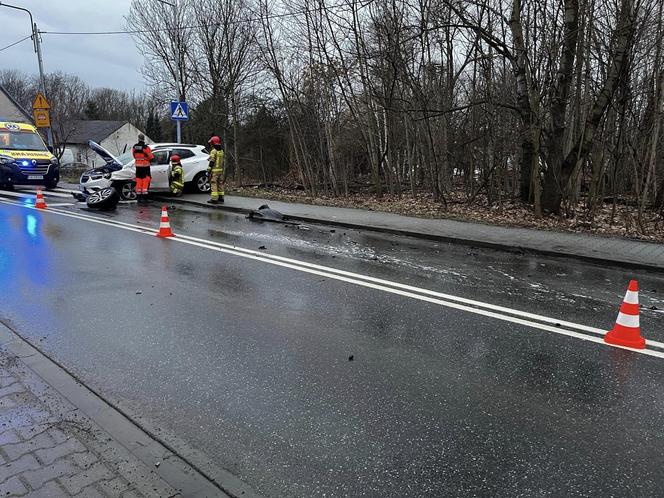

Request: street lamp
left=0, top=2, right=53, bottom=147
left=157, top=0, right=182, bottom=143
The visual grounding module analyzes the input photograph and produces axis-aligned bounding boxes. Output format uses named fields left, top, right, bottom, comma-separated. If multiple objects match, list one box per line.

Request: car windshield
left=116, top=150, right=134, bottom=165
left=0, top=130, right=48, bottom=151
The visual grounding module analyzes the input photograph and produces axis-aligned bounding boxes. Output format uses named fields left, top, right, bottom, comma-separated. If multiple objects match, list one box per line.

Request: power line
left=0, top=34, right=32, bottom=52
left=42, top=27, right=173, bottom=36
left=39, top=0, right=375, bottom=37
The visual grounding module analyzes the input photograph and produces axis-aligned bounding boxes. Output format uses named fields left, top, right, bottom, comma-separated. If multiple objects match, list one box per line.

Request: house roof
left=0, top=84, right=33, bottom=123
left=65, top=120, right=127, bottom=144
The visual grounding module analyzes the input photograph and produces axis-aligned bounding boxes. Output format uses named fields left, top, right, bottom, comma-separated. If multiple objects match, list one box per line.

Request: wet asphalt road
left=2, top=193, right=664, bottom=497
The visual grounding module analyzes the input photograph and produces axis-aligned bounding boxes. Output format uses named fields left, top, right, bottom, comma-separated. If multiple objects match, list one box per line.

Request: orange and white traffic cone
left=35, top=188, right=47, bottom=209
left=156, top=205, right=175, bottom=238
left=604, top=280, right=645, bottom=349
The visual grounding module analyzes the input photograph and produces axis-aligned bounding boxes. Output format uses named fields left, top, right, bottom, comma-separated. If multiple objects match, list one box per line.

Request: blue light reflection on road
left=0, top=206, right=54, bottom=331
left=26, top=214, right=37, bottom=238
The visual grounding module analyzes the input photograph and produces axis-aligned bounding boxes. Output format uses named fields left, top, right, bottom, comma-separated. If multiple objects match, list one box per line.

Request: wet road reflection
left=1, top=197, right=664, bottom=496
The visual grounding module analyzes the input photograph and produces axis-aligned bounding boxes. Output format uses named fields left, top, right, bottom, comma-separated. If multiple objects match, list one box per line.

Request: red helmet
left=209, top=136, right=221, bottom=145
left=170, top=154, right=181, bottom=162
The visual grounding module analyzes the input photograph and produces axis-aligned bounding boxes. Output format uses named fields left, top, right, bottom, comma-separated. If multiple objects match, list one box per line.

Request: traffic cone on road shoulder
left=35, top=188, right=47, bottom=209
left=156, top=205, right=175, bottom=238
left=604, top=280, right=645, bottom=349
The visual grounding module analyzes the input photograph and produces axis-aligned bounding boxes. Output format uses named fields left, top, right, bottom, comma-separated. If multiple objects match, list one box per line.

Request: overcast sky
left=1, top=0, right=145, bottom=91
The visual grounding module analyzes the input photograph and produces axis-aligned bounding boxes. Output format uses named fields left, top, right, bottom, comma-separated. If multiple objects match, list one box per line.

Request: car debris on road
left=247, top=204, right=291, bottom=223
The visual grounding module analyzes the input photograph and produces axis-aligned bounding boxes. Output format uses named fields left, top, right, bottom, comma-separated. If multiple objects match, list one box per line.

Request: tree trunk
left=510, top=0, right=541, bottom=204
left=541, top=0, right=580, bottom=212
left=542, top=0, right=635, bottom=213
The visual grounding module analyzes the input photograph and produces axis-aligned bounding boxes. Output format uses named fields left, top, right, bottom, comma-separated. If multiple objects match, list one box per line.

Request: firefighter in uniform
left=169, top=154, right=185, bottom=196
left=207, top=136, right=225, bottom=204
left=132, top=133, right=154, bottom=203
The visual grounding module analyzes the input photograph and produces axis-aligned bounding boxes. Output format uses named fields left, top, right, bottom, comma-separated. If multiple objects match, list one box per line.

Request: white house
left=61, top=120, right=152, bottom=167
left=0, top=84, right=32, bottom=123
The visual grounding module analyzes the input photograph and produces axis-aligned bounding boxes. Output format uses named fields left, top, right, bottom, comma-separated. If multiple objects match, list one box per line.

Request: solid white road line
left=53, top=187, right=79, bottom=194
left=15, top=188, right=74, bottom=199
left=1, top=197, right=661, bottom=358
left=3, top=189, right=73, bottom=199
left=50, top=206, right=660, bottom=348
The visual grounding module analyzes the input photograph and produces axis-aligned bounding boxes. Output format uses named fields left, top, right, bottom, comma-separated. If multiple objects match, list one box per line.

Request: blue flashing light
left=21, top=160, right=29, bottom=167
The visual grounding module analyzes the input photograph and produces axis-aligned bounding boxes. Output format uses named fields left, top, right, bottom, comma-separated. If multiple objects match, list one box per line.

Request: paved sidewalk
left=0, top=322, right=228, bottom=498
left=160, top=192, right=664, bottom=272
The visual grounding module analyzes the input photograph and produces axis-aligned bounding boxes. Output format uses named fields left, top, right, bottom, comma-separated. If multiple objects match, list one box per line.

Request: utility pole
left=32, top=23, right=53, bottom=147
left=0, top=2, right=53, bottom=147
left=157, top=0, right=182, bottom=143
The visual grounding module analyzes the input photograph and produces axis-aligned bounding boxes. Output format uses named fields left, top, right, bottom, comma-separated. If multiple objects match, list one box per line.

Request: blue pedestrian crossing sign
left=170, top=100, right=189, bottom=121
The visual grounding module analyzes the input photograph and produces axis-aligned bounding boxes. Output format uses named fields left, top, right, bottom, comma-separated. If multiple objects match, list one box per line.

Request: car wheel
left=86, top=187, right=120, bottom=210
left=0, top=183, right=14, bottom=191
left=193, top=172, right=210, bottom=193
left=114, top=181, right=137, bottom=200
left=45, top=180, right=58, bottom=190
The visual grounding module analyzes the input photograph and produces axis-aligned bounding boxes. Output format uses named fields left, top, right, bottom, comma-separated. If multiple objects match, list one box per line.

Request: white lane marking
left=5, top=195, right=660, bottom=350
left=0, top=190, right=33, bottom=199
left=37, top=207, right=617, bottom=339
left=1, top=200, right=612, bottom=336
left=1, top=197, right=661, bottom=358
left=175, top=235, right=631, bottom=337
left=14, top=189, right=73, bottom=199
left=6, top=196, right=663, bottom=351
left=2, top=189, right=73, bottom=200
left=46, top=203, right=75, bottom=207
left=0, top=198, right=154, bottom=235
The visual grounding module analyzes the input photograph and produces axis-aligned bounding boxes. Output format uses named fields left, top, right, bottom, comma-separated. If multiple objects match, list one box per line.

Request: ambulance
left=0, top=122, right=59, bottom=189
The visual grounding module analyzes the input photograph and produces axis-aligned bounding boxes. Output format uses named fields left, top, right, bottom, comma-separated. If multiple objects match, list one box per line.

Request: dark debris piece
left=246, top=204, right=293, bottom=224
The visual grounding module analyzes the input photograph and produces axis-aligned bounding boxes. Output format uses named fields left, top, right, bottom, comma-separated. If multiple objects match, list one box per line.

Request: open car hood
left=88, top=140, right=124, bottom=169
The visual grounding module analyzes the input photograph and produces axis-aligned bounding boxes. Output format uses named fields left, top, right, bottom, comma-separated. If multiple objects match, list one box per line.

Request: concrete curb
left=157, top=195, right=664, bottom=274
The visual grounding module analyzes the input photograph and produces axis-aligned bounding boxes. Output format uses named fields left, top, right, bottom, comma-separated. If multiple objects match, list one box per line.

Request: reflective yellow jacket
left=208, top=148, right=224, bottom=174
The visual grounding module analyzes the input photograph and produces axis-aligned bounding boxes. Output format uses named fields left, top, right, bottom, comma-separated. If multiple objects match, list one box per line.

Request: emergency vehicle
left=0, top=122, right=59, bottom=189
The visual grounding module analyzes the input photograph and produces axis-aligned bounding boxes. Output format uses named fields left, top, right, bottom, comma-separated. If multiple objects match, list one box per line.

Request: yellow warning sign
left=33, top=109, right=51, bottom=128
left=32, top=92, right=50, bottom=110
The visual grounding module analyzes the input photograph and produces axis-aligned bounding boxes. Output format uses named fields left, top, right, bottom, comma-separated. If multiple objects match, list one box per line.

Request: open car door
left=149, top=149, right=171, bottom=190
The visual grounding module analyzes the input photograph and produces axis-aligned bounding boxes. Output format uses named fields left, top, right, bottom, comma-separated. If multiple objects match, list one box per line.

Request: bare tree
left=125, top=0, right=196, bottom=100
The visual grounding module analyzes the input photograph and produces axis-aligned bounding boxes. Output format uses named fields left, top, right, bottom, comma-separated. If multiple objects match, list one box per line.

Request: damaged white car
left=79, top=141, right=211, bottom=200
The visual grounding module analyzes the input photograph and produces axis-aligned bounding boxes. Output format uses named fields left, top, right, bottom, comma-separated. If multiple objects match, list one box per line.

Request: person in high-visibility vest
left=207, top=136, right=225, bottom=204
left=132, top=133, right=154, bottom=203
left=169, top=154, right=185, bottom=196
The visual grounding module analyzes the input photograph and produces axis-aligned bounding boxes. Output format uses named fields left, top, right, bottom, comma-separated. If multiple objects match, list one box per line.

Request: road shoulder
left=156, top=192, right=664, bottom=273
